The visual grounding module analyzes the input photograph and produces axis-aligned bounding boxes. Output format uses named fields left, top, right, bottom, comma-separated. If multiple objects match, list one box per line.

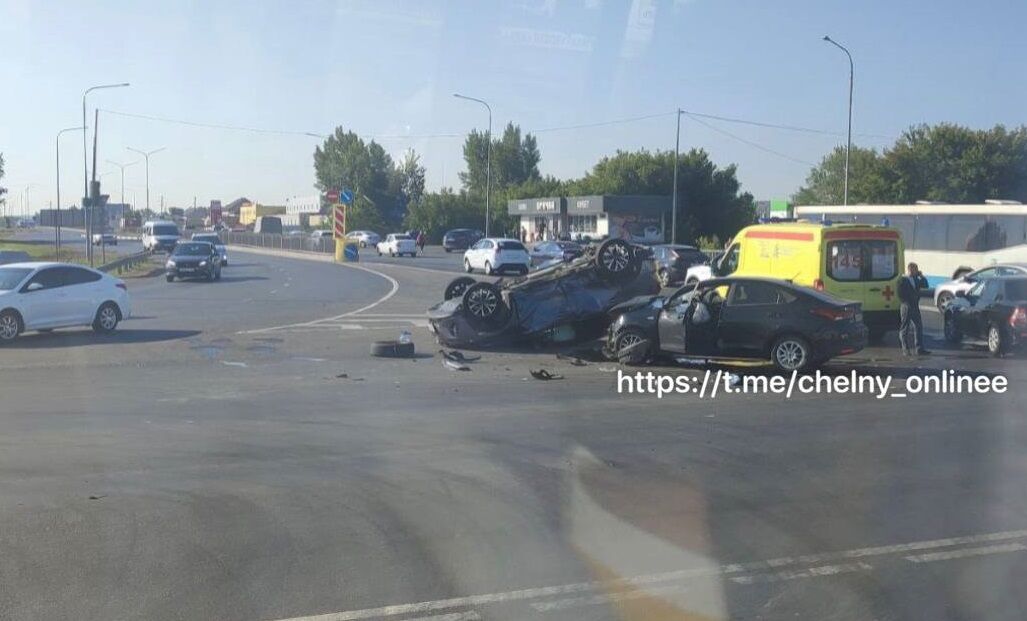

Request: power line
left=532, top=111, right=676, bottom=133
left=683, top=113, right=816, bottom=167
left=101, top=109, right=325, bottom=138
left=679, top=109, right=891, bottom=140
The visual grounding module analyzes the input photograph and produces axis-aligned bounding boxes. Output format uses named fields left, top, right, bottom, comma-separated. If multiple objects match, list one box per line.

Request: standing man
left=898, top=262, right=930, bottom=356
left=416, top=230, right=426, bottom=253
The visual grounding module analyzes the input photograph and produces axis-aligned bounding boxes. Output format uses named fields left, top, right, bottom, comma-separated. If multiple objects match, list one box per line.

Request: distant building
left=507, top=195, right=670, bottom=242
left=282, top=194, right=321, bottom=228
left=222, top=197, right=251, bottom=216
left=239, top=202, right=286, bottom=226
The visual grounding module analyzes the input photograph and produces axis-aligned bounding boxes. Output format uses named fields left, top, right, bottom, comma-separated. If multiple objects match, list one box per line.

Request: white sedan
left=348, top=230, right=381, bottom=248
left=934, top=262, right=1027, bottom=309
left=463, top=238, right=531, bottom=275
left=0, top=262, right=132, bottom=342
left=376, top=234, right=418, bottom=257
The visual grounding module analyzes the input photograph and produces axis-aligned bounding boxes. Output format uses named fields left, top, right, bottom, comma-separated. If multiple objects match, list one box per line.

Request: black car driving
left=943, top=276, right=1027, bottom=357
left=605, top=276, right=867, bottom=371
left=442, top=228, right=483, bottom=253
left=651, top=244, right=710, bottom=287
left=166, top=241, right=222, bottom=282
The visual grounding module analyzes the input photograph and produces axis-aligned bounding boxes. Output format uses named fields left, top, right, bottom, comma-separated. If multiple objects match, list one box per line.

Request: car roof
left=1, top=261, right=96, bottom=270
left=483, top=237, right=521, bottom=242
left=977, top=263, right=1027, bottom=270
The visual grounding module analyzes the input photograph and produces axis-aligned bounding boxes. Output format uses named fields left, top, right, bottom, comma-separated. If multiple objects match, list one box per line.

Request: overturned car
left=428, top=239, right=660, bottom=348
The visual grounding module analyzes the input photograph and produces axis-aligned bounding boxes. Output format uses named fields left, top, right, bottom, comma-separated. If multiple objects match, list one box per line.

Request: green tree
left=459, top=123, right=541, bottom=197
left=395, top=149, right=426, bottom=211
left=792, top=145, right=888, bottom=205
left=0, top=153, right=7, bottom=214
left=403, top=188, right=481, bottom=243
left=313, top=128, right=395, bottom=228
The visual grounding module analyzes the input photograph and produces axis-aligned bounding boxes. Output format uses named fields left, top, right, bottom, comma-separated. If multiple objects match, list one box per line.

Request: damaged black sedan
left=428, top=239, right=659, bottom=348
left=605, top=277, right=867, bottom=371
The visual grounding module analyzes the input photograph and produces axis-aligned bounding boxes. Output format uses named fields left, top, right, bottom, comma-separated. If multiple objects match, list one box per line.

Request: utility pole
left=56, top=125, right=85, bottom=260
left=672, top=109, right=683, bottom=245
left=453, top=93, right=493, bottom=237
left=823, top=36, right=854, bottom=206
left=82, top=82, right=129, bottom=264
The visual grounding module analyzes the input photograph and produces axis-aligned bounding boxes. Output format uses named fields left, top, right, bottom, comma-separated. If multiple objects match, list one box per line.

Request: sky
left=1, top=0, right=1025, bottom=215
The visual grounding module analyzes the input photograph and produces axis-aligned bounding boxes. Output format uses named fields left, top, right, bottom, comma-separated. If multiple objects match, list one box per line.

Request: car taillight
left=116, top=283, right=127, bottom=291
left=813, top=278, right=825, bottom=291
left=810, top=306, right=853, bottom=321
left=1010, top=306, right=1027, bottom=329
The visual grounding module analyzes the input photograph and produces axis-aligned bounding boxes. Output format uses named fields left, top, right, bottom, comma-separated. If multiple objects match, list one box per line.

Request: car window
left=24, top=267, right=65, bottom=290
left=967, top=281, right=986, bottom=298
left=0, top=267, right=33, bottom=290
left=1005, top=280, right=1027, bottom=301
left=64, top=267, right=102, bottom=286
left=728, top=281, right=795, bottom=305
left=995, top=266, right=1022, bottom=277
left=972, top=268, right=997, bottom=280
left=498, top=241, right=526, bottom=251
left=153, top=225, right=179, bottom=236
left=174, top=243, right=212, bottom=256
left=977, top=279, right=1002, bottom=305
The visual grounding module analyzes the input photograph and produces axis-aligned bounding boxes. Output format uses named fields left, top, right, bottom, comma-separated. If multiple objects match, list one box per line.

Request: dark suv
left=651, top=244, right=710, bottom=288
left=166, top=241, right=222, bottom=282
left=442, top=228, right=483, bottom=253
left=943, top=276, right=1027, bottom=356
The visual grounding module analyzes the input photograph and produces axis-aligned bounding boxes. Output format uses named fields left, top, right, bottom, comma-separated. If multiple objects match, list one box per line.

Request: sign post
left=333, top=188, right=357, bottom=262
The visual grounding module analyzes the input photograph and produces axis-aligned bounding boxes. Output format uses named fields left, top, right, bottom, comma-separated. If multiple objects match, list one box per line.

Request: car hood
left=608, top=294, right=663, bottom=316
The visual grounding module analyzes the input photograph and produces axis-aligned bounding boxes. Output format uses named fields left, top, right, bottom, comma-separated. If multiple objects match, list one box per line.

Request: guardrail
left=221, top=231, right=336, bottom=254
left=98, top=250, right=152, bottom=275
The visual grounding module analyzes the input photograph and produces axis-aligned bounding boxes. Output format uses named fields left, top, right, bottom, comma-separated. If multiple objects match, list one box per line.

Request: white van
left=141, top=220, right=181, bottom=253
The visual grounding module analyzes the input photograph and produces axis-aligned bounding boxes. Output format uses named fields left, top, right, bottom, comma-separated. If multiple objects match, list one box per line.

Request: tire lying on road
left=370, top=339, right=415, bottom=358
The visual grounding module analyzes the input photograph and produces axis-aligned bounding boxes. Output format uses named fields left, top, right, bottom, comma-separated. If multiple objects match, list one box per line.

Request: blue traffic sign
left=340, top=189, right=354, bottom=205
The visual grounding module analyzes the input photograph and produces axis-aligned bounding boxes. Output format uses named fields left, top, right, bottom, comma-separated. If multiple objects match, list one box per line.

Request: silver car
left=934, top=262, right=1027, bottom=309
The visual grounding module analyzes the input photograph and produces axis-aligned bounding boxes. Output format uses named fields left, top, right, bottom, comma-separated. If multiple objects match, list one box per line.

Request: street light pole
left=106, top=159, right=138, bottom=207
left=672, top=108, right=682, bottom=245
left=22, top=184, right=40, bottom=220
left=823, top=36, right=853, bottom=206
left=83, top=82, right=130, bottom=262
left=56, top=125, right=86, bottom=260
left=126, top=147, right=166, bottom=216
left=453, top=93, right=492, bottom=237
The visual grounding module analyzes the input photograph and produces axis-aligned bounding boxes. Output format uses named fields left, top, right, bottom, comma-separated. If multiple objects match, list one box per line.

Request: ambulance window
left=828, top=241, right=863, bottom=281
left=866, top=241, right=897, bottom=280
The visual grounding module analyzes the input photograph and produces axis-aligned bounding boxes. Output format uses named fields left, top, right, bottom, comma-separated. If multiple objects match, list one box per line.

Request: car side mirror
left=25, top=282, right=44, bottom=292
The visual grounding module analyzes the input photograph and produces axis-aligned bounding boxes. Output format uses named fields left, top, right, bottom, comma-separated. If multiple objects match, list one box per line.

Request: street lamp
left=822, top=35, right=854, bottom=206
left=672, top=108, right=683, bottom=245
left=453, top=93, right=492, bottom=237
left=22, top=184, right=40, bottom=220
left=83, top=82, right=130, bottom=263
left=126, top=146, right=166, bottom=215
left=106, top=159, right=139, bottom=208
left=56, top=125, right=86, bottom=260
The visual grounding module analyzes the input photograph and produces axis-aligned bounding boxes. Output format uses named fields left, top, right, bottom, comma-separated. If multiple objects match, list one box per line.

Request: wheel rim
left=989, top=327, right=1000, bottom=351
left=618, top=333, right=643, bottom=350
left=466, top=288, right=498, bottom=318
left=600, top=244, right=630, bottom=272
left=0, top=315, right=18, bottom=340
left=451, top=283, right=468, bottom=298
left=775, top=340, right=805, bottom=370
left=100, top=307, right=117, bottom=330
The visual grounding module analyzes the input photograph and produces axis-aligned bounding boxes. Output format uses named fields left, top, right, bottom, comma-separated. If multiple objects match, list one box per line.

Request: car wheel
left=936, top=291, right=953, bottom=310
left=771, top=335, right=811, bottom=372
left=614, top=328, right=651, bottom=365
left=390, top=251, right=395, bottom=257
left=0, top=309, right=22, bottom=343
left=462, top=282, right=506, bottom=328
left=370, top=339, right=415, bottom=358
left=444, top=276, right=476, bottom=301
left=943, top=313, right=962, bottom=344
left=484, top=261, right=495, bottom=275
left=595, top=239, right=639, bottom=282
left=92, top=302, right=120, bottom=334
left=166, top=275, right=174, bottom=283
left=987, top=324, right=1007, bottom=357
left=464, top=259, right=473, bottom=274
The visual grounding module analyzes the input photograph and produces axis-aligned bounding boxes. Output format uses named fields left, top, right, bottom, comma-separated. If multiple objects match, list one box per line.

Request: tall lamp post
left=671, top=108, right=683, bottom=245
left=22, top=184, right=40, bottom=220
left=105, top=159, right=137, bottom=208
left=56, top=125, right=86, bottom=259
left=126, top=147, right=165, bottom=216
left=453, top=93, right=492, bottom=237
left=83, top=82, right=129, bottom=262
left=822, top=35, right=853, bottom=206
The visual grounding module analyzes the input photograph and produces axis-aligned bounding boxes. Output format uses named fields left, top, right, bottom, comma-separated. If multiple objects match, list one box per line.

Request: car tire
left=943, top=313, right=962, bottom=344
left=484, top=261, right=494, bottom=275
left=462, top=282, right=506, bottom=328
left=936, top=291, right=953, bottom=310
left=444, top=276, right=477, bottom=301
left=370, top=339, right=415, bottom=358
left=92, top=302, right=120, bottom=334
left=595, top=239, right=639, bottom=282
left=614, top=328, right=651, bottom=365
left=987, top=323, right=1007, bottom=357
left=0, top=309, right=22, bottom=343
left=464, top=259, right=473, bottom=274
left=166, top=275, right=174, bottom=283
left=770, top=335, right=812, bottom=372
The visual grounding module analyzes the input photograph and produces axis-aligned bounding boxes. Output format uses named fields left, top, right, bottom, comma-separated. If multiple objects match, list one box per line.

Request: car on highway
left=0, top=262, right=131, bottom=343
left=605, top=276, right=867, bottom=371
left=529, top=240, right=583, bottom=267
left=310, top=230, right=334, bottom=240
left=191, top=233, right=228, bottom=266
left=463, top=238, right=531, bottom=275
left=16, top=219, right=36, bottom=229
left=91, top=232, right=118, bottom=246
left=141, top=220, right=181, bottom=253
left=933, top=263, right=1027, bottom=309
left=429, top=239, right=658, bottom=348
left=346, top=230, right=380, bottom=248
left=165, top=241, right=222, bottom=282
left=442, top=228, right=483, bottom=253
left=943, top=276, right=1027, bottom=357
left=376, top=233, right=417, bottom=257
left=651, top=244, right=710, bottom=288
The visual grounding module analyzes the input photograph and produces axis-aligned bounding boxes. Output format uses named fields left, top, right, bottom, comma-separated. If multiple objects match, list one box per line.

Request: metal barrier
left=221, top=231, right=336, bottom=254
left=98, top=250, right=152, bottom=275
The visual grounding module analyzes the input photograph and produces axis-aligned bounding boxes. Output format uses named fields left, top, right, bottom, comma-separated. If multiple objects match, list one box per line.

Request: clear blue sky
left=2, top=0, right=1025, bottom=214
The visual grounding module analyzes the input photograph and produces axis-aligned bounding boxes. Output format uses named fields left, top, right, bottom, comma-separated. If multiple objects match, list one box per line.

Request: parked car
left=605, top=276, right=867, bottom=371
left=463, top=238, right=531, bottom=275
left=429, top=239, right=657, bottom=348
left=310, top=230, right=334, bottom=240
left=165, top=241, right=222, bottom=282
left=190, top=233, right=228, bottom=266
left=934, top=263, right=1027, bottom=309
left=253, top=216, right=283, bottom=235
left=442, top=228, right=483, bottom=253
left=91, top=232, right=118, bottom=246
left=0, top=262, right=131, bottom=342
left=141, top=220, right=181, bottom=253
left=376, top=233, right=417, bottom=257
left=651, top=244, right=710, bottom=287
left=530, top=241, right=583, bottom=267
left=943, top=277, right=1027, bottom=357
left=346, top=230, right=380, bottom=248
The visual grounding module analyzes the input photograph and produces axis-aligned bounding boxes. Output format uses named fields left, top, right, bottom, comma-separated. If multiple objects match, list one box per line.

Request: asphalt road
left=6, top=226, right=143, bottom=260
left=2, top=245, right=1026, bottom=621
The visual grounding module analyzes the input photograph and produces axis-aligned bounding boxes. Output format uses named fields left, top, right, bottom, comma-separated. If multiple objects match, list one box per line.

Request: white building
left=281, top=195, right=322, bottom=229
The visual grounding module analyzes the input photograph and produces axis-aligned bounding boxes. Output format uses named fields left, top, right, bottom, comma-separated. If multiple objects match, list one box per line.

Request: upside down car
left=427, top=239, right=659, bottom=348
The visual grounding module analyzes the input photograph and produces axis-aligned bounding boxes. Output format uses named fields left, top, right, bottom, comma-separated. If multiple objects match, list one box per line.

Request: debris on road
left=442, top=358, right=471, bottom=372
left=440, top=349, right=481, bottom=363
left=556, top=353, right=588, bottom=366
left=529, top=369, right=564, bottom=381
left=370, top=339, right=415, bottom=358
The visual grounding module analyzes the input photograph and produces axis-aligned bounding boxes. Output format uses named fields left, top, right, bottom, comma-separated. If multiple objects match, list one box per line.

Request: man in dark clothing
left=898, top=262, right=930, bottom=356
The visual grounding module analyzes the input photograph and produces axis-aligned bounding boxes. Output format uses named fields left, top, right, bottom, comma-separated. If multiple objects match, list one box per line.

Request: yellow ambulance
left=711, top=221, right=904, bottom=340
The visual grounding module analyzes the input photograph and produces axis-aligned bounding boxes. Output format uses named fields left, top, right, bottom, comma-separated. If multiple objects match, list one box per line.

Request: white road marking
left=266, top=528, right=1027, bottom=621
left=221, top=361, right=248, bottom=368
left=729, top=562, right=872, bottom=584
left=905, top=542, right=1027, bottom=563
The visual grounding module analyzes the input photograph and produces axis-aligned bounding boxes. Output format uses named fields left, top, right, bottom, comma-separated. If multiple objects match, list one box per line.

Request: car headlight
left=199, top=260, right=207, bottom=267
left=166, top=260, right=176, bottom=267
